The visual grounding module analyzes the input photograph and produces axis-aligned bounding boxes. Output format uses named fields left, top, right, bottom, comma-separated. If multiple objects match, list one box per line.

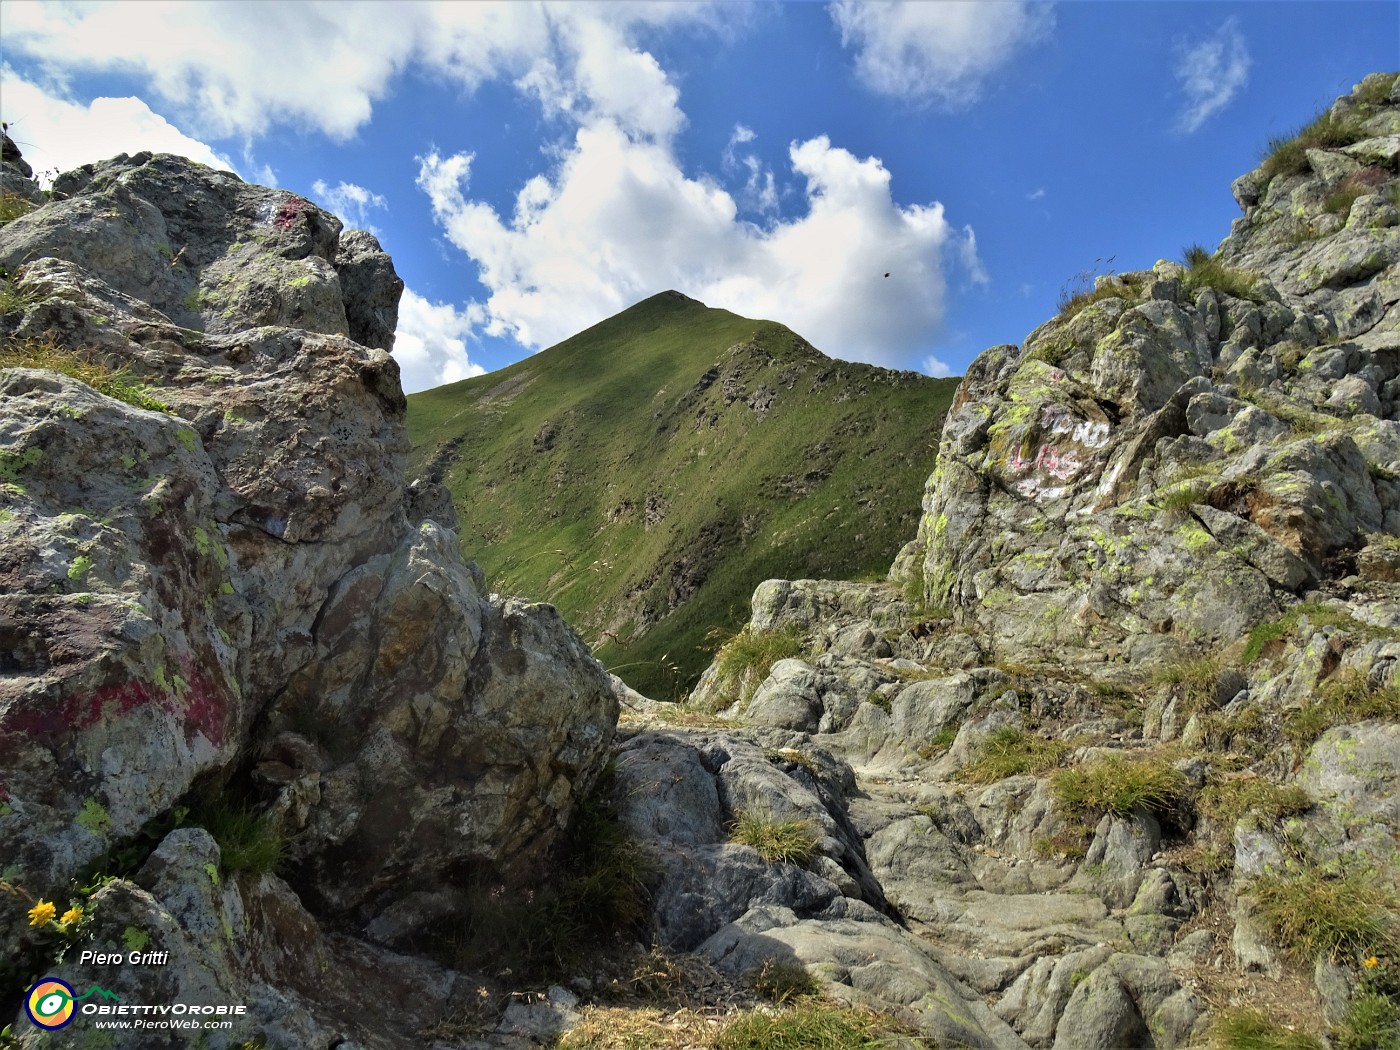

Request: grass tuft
left=730, top=810, right=819, bottom=865
left=1353, top=72, right=1400, bottom=107
left=1197, top=776, right=1311, bottom=830
left=0, top=336, right=172, bottom=412
left=1154, top=480, right=1211, bottom=524
left=1151, top=656, right=1222, bottom=714
left=1283, top=669, right=1400, bottom=748
left=1260, top=111, right=1370, bottom=183
left=1337, top=990, right=1400, bottom=1050
left=1057, top=281, right=1132, bottom=321
left=956, top=726, right=1068, bottom=784
left=1242, top=602, right=1400, bottom=665
left=188, top=798, right=287, bottom=875
left=1051, top=753, right=1189, bottom=821
left=0, top=192, right=38, bottom=226
left=1180, top=244, right=1260, bottom=300
left=1205, top=1008, right=1325, bottom=1050
left=715, top=1002, right=910, bottom=1050
left=751, top=957, right=820, bottom=1004
left=711, top=627, right=806, bottom=705
left=1250, top=862, right=1399, bottom=962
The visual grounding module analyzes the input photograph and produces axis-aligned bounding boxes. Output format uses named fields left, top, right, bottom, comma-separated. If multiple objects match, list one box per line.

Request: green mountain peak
left=406, top=293, right=957, bottom=697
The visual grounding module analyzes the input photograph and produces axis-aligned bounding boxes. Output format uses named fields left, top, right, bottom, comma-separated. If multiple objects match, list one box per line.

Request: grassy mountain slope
left=406, top=290, right=958, bottom=698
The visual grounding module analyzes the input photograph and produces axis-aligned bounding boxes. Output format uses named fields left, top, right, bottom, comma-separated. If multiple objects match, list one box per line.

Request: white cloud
left=921, top=354, right=952, bottom=378
left=829, top=0, right=1052, bottom=106
left=1174, top=18, right=1251, bottom=134
left=393, top=288, right=488, bottom=394
left=722, top=123, right=779, bottom=215
left=0, top=1, right=709, bottom=143
left=311, top=178, right=388, bottom=233
left=955, top=225, right=988, bottom=285
left=1026, top=187, right=1046, bottom=201
left=418, top=125, right=971, bottom=368
left=0, top=66, right=235, bottom=184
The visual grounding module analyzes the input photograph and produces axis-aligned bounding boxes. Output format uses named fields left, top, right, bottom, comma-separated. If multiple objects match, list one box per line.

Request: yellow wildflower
left=27, top=900, right=56, bottom=927
left=1363, top=956, right=1380, bottom=969
left=60, top=906, right=84, bottom=927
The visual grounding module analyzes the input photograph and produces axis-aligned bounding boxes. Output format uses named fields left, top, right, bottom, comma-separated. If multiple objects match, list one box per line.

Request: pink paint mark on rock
left=174, top=655, right=230, bottom=750
left=0, top=665, right=229, bottom=750
left=274, top=195, right=310, bottom=231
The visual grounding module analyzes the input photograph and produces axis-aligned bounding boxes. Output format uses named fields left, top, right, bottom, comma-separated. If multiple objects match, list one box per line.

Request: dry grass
left=0, top=336, right=171, bottom=412
left=0, top=192, right=38, bottom=226
left=956, top=726, right=1068, bottom=784
left=1260, top=111, right=1370, bottom=182
left=730, top=811, right=819, bottom=865
left=1250, top=862, right=1399, bottom=963
left=1052, top=752, right=1190, bottom=821
left=1057, top=281, right=1132, bottom=320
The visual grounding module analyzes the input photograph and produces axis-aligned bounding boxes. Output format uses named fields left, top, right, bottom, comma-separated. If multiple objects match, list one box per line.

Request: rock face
left=1, top=146, right=614, bottom=1044
left=677, top=73, right=1400, bottom=1050
left=900, top=74, right=1400, bottom=670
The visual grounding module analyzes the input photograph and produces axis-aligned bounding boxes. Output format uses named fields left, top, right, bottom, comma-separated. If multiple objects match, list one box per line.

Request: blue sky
left=1, top=1, right=1396, bottom=394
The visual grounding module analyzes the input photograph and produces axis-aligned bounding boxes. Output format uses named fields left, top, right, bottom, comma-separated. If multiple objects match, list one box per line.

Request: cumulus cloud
left=393, top=288, right=488, bottom=394
left=829, top=0, right=1053, bottom=106
left=0, top=66, right=235, bottom=183
left=418, top=124, right=972, bottom=368
left=0, top=1, right=710, bottom=143
left=1174, top=18, right=1251, bottom=133
left=5, top=1, right=972, bottom=374
left=311, top=178, right=388, bottom=233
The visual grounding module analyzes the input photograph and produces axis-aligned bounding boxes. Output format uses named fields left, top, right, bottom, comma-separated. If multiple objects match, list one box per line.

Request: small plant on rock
left=1151, top=656, right=1222, bottom=714
left=188, top=797, right=287, bottom=875
left=1057, top=281, right=1132, bottom=321
left=1324, top=168, right=1392, bottom=216
left=1051, top=752, right=1189, bottom=821
left=730, top=810, right=819, bottom=865
left=1260, top=111, right=1369, bottom=182
left=1180, top=244, right=1260, bottom=301
left=1283, top=668, right=1400, bottom=748
left=710, top=626, right=805, bottom=705
left=1249, top=860, right=1399, bottom=963
left=1197, top=776, right=1312, bottom=830
left=752, top=956, right=820, bottom=1004
left=0, top=192, right=37, bottom=226
left=956, top=726, right=1067, bottom=784
left=0, top=336, right=171, bottom=413
left=1337, top=954, right=1400, bottom=1050
left=1205, top=1008, right=1324, bottom=1050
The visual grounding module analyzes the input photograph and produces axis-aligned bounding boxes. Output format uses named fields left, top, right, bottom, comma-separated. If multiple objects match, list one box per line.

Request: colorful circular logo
left=26, top=977, right=77, bottom=1030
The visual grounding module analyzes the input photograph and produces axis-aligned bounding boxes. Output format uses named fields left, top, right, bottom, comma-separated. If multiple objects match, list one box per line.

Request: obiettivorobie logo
left=25, top=978, right=121, bottom=1030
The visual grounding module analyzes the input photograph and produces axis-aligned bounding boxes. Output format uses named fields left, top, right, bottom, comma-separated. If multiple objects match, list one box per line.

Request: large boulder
left=1, top=146, right=616, bottom=1034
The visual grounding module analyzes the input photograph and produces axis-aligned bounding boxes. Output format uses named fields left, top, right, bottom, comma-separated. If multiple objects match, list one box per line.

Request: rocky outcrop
left=1, top=144, right=614, bottom=1044
left=678, top=73, right=1400, bottom=1050
left=900, top=74, right=1400, bottom=670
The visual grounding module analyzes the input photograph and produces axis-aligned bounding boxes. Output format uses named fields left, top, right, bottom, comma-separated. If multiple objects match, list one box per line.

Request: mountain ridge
left=407, top=288, right=958, bottom=697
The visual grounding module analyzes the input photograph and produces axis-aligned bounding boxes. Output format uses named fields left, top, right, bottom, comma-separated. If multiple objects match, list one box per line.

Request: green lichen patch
left=75, top=798, right=112, bottom=835
left=66, top=554, right=95, bottom=581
